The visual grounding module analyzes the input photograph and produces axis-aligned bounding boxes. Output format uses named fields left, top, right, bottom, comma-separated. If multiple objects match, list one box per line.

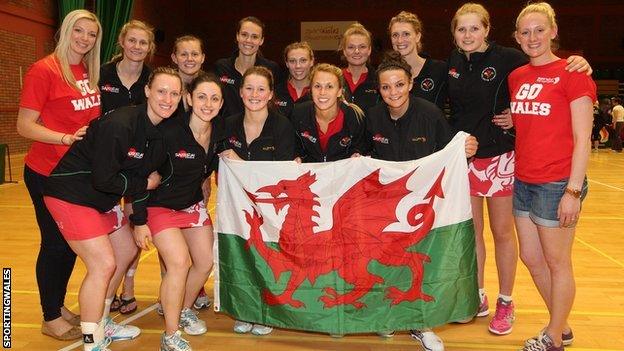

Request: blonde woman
left=510, top=3, right=595, bottom=350
left=16, top=9, right=102, bottom=341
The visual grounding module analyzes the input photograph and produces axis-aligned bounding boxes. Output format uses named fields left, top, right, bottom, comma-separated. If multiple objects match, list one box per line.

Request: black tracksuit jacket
left=223, top=110, right=296, bottom=161
left=45, top=104, right=165, bottom=225
left=447, top=43, right=527, bottom=158
left=99, top=61, right=152, bottom=115
left=343, top=66, right=379, bottom=113
left=411, top=57, right=448, bottom=111
left=213, top=53, right=283, bottom=118
left=291, top=101, right=366, bottom=162
left=364, top=96, right=452, bottom=161
left=274, top=80, right=311, bottom=119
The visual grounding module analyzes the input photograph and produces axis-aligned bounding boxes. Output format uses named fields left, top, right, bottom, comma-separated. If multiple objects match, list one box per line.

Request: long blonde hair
left=309, top=63, right=364, bottom=121
left=54, top=9, right=102, bottom=91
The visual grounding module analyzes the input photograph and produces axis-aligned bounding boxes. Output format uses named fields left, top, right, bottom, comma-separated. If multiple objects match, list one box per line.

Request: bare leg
left=181, top=226, right=214, bottom=309
left=153, top=229, right=191, bottom=335
left=486, top=196, right=517, bottom=296
left=471, top=196, right=486, bottom=290
left=106, top=224, right=138, bottom=300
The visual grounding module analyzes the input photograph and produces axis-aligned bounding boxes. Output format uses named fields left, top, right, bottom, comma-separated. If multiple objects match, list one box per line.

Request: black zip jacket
left=213, top=53, right=283, bottom=118
left=274, top=80, right=311, bottom=119
left=411, top=57, right=448, bottom=111
left=223, top=111, right=296, bottom=161
left=45, top=104, right=166, bottom=225
left=343, top=66, right=379, bottom=113
left=142, top=112, right=224, bottom=212
left=291, top=101, right=365, bottom=162
left=364, top=96, right=452, bottom=161
left=99, top=61, right=152, bottom=115
left=447, top=43, right=527, bottom=158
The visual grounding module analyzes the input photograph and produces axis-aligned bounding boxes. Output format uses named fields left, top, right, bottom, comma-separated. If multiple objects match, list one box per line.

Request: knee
left=193, top=259, right=213, bottom=277
left=89, top=256, right=116, bottom=280
left=543, top=254, right=572, bottom=274
left=519, top=250, right=545, bottom=272
left=167, top=254, right=191, bottom=274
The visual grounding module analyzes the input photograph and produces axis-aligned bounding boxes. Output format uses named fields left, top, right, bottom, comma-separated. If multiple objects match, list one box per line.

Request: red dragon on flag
left=242, top=167, right=446, bottom=309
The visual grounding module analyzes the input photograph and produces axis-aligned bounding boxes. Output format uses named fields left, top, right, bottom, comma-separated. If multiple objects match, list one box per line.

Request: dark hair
left=172, top=35, right=204, bottom=54
left=148, top=66, right=182, bottom=88
left=188, top=72, right=223, bottom=95
left=613, top=96, right=622, bottom=105
left=376, top=51, right=412, bottom=81
left=237, top=16, right=265, bottom=37
left=242, top=66, right=274, bottom=91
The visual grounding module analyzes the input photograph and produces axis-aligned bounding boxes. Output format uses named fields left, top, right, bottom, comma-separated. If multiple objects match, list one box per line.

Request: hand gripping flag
left=214, top=132, right=478, bottom=334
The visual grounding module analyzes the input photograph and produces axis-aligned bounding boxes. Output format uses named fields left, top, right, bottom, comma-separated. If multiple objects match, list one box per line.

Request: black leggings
left=23, top=166, right=77, bottom=321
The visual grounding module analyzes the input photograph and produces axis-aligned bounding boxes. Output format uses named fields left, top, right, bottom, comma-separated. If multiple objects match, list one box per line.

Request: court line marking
left=588, top=178, right=624, bottom=192
left=575, top=236, right=624, bottom=269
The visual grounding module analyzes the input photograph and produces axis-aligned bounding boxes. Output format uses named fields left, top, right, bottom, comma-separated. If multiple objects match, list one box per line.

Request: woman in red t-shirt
left=509, top=3, right=595, bottom=350
left=16, top=9, right=102, bottom=341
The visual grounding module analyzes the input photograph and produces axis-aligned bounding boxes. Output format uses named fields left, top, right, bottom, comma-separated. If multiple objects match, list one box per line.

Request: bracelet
left=60, top=134, right=68, bottom=145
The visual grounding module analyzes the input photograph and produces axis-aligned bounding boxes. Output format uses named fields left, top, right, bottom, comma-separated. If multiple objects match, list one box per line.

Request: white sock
left=102, top=298, right=113, bottom=321
left=81, top=322, right=101, bottom=351
left=498, top=294, right=512, bottom=303
left=126, top=268, right=136, bottom=278
left=478, top=288, right=486, bottom=302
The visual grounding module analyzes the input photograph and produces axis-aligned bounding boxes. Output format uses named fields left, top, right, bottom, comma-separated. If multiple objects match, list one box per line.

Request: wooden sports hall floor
left=1, top=151, right=623, bottom=351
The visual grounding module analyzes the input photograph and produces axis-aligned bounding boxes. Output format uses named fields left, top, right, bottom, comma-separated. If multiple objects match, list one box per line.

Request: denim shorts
left=512, top=177, right=588, bottom=228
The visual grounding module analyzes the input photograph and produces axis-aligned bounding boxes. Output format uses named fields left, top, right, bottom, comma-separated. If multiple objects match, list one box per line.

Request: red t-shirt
left=287, top=81, right=309, bottom=102
left=509, top=59, right=596, bottom=183
left=316, top=109, right=345, bottom=153
left=20, top=55, right=101, bottom=176
left=342, top=68, right=368, bottom=93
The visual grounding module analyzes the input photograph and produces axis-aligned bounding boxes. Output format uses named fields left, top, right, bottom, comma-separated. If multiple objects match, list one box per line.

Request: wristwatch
left=565, top=187, right=582, bottom=198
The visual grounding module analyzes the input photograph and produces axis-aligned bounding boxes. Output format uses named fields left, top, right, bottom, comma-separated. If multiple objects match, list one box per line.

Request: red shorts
left=468, top=151, right=515, bottom=197
left=146, top=200, right=212, bottom=236
left=44, top=197, right=126, bottom=241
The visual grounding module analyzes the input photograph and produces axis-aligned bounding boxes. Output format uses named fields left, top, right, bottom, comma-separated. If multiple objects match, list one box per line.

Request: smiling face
left=171, top=40, right=205, bottom=77
left=145, top=73, right=182, bottom=124
left=515, top=12, right=557, bottom=64
left=379, top=69, right=412, bottom=117
left=311, top=70, right=342, bottom=112
left=240, top=73, right=273, bottom=112
left=390, top=22, right=421, bottom=57
left=68, top=18, right=98, bottom=62
left=237, top=21, right=264, bottom=57
left=343, top=34, right=371, bottom=67
left=453, top=13, right=489, bottom=55
left=286, top=48, right=314, bottom=82
left=187, top=82, right=223, bottom=123
left=120, top=28, right=150, bottom=63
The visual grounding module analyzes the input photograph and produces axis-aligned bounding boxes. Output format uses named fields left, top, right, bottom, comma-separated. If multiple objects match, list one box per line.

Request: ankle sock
left=498, top=294, right=512, bottom=303
left=478, top=288, right=486, bottom=302
left=81, top=321, right=100, bottom=351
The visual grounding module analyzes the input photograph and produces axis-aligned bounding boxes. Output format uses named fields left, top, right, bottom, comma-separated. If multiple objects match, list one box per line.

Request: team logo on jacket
left=220, top=75, right=235, bottom=85
left=420, top=78, right=434, bottom=92
left=275, top=99, right=287, bottom=107
left=372, top=134, right=389, bottom=144
left=175, top=149, right=196, bottom=159
left=100, top=84, right=120, bottom=93
left=412, top=136, right=427, bottom=142
left=481, top=67, right=497, bottom=81
left=229, top=136, right=242, bottom=148
left=127, top=147, right=144, bottom=159
left=448, top=68, right=460, bottom=79
left=300, top=131, right=317, bottom=143
left=339, top=136, right=352, bottom=147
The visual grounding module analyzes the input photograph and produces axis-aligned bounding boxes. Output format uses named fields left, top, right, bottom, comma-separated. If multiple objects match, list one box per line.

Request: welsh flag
left=214, top=132, right=478, bottom=334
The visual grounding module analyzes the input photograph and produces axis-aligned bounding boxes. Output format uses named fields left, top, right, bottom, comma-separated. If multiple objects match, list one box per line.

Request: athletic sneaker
left=103, top=316, right=141, bottom=341
left=377, top=330, right=395, bottom=338
left=160, top=330, right=191, bottom=351
left=156, top=301, right=164, bottom=316
left=520, top=332, right=564, bottom=351
left=233, top=320, right=253, bottom=334
left=488, top=298, right=515, bottom=335
left=193, top=290, right=212, bottom=310
left=525, top=329, right=574, bottom=347
left=477, top=294, right=490, bottom=317
left=410, top=329, right=444, bottom=351
left=88, top=336, right=112, bottom=351
left=251, top=324, right=273, bottom=335
left=179, top=308, right=207, bottom=335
